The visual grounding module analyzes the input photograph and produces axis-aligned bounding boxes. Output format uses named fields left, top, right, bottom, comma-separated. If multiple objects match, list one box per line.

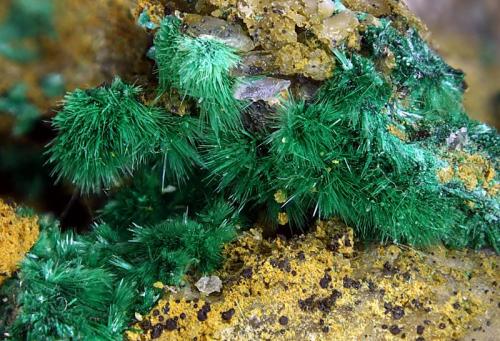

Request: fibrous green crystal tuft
left=4, top=1, right=499, bottom=339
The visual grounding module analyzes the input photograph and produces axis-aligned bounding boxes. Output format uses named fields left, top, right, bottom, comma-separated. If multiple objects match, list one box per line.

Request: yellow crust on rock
left=126, top=220, right=499, bottom=340
left=437, top=151, right=499, bottom=196
left=134, top=0, right=428, bottom=81
left=0, top=200, right=39, bottom=285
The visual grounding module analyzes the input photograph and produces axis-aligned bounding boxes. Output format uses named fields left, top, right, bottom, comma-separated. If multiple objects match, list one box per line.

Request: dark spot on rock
left=319, top=319, right=324, bottom=325
left=344, top=237, right=352, bottom=247
left=322, top=326, right=330, bottom=333
left=242, top=267, right=253, bottom=278
left=150, top=324, right=163, bottom=338
left=180, top=313, right=186, bottom=319
left=383, top=262, right=398, bottom=276
left=140, top=319, right=152, bottom=330
left=163, top=304, right=170, bottom=314
left=330, top=241, right=340, bottom=252
left=298, top=296, right=315, bottom=311
left=175, top=299, right=180, bottom=304
left=165, top=318, right=177, bottom=331
left=320, top=273, right=332, bottom=289
left=416, top=337, right=425, bottom=341
left=153, top=309, right=160, bottom=316
left=197, top=310, right=208, bottom=322
left=158, top=316, right=164, bottom=322
left=389, top=325, right=401, bottom=335
left=291, top=270, right=297, bottom=276
left=402, top=272, right=411, bottom=281
left=486, top=320, right=491, bottom=327
left=221, top=308, right=235, bottom=321
left=381, top=324, right=388, bottom=329
left=452, top=302, right=460, bottom=310
left=278, top=316, right=289, bottom=325
left=423, top=320, right=431, bottom=325
left=411, top=299, right=422, bottom=309
left=297, top=251, right=306, bottom=261
left=343, top=276, right=360, bottom=289
left=391, top=306, right=405, bottom=320
left=368, top=280, right=377, bottom=291
left=277, top=259, right=292, bottom=272
left=332, top=289, right=342, bottom=300
left=416, top=325, right=425, bottom=335
left=438, top=323, right=446, bottom=329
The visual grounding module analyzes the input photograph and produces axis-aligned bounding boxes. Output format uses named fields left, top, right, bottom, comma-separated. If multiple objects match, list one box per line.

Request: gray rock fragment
left=446, top=127, right=468, bottom=150
left=234, top=77, right=291, bottom=102
left=185, top=16, right=255, bottom=52
left=195, top=275, right=222, bottom=295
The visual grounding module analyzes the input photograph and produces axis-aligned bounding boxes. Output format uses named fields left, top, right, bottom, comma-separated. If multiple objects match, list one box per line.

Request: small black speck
left=140, top=319, right=152, bottom=330
left=344, top=237, right=352, bottom=247
left=368, top=280, right=376, bottom=291
left=180, top=313, right=186, bottom=319
left=320, top=273, right=331, bottom=289
left=150, top=324, right=163, bottom=338
left=438, top=323, right=446, bottom=329
left=416, top=325, right=425, bottom=335
left=278, top=316, right=289, bottom=325
left=242, top=267, right=253, bottom=279
left=165, top=318, right=177, bottom=331
left=197, top=309, right=208, bottom=322
left=389, top=325, right=401, bottom=335
left=297, top=251, right=306, bottom=261
left=221, top=308, right=235, bottom=321
left=392, top=306, right=405, bottom=320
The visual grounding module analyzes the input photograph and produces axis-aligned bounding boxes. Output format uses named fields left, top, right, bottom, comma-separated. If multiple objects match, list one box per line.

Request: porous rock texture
left=0, top=200, right=38, bottom=285
left=127, top=220, right=499, bottom=340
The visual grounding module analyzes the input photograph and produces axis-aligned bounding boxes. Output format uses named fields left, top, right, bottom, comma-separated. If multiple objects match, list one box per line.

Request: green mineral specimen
left=4, top=0, right=499, bottom=339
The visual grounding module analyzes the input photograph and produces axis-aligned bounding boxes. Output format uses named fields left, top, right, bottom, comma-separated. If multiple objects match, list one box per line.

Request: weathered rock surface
left=127, top=220, right=499, bottom=340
